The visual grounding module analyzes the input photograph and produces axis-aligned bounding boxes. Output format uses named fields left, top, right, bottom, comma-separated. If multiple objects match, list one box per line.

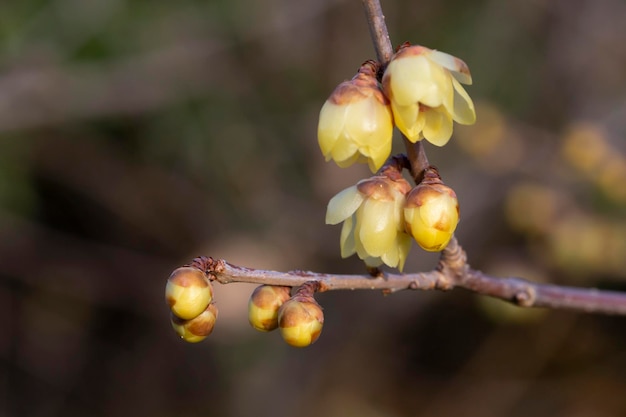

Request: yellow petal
left=422, top=107, right=453, bottom=146
left=356, top=199, right=396, bottom=257
left=389, top=55, right=450, bottom=108
left=363, top=256, right=383, bottom=268
left=451, top=78, right=476, bottom=125
left=326, top=185, right=363, bottom=225
left=417, top=59, right=453, bottom=109
left=428, top=50, right=472, bottom=85
left=345, top=96, right=393, bottom=172
left=330, top=135, right=359, bottom=164
left=317, top=101, right=347, bottom=157
left=396, top=233, right=412, bottom=271
left=391, top=102, right=423, bottom=142
left=339, top=215, right=356, bottom=258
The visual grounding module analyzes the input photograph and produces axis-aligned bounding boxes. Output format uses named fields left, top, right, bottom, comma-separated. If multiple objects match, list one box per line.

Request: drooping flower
left=325, top=173, right=412, bottom=270
left=382, top=44, right=476, bottom=146
left=318, top=60, right=394, bottom=172
left=404, top=167, right=460, bottom=251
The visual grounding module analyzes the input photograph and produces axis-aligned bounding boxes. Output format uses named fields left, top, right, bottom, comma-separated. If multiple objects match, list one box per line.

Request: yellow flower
left=318, top=60, right=393, bottom=172
left=382, top=44, right=476, bottom=146
left=325, top=174, right=412, bottom=270
left=404, top=170, right=460, bottom=251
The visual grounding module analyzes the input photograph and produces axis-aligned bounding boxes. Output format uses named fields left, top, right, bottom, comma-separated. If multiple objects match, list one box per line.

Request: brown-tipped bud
left=166, top=267, right=213, bottom=320
left=170, top=303, right=218, bottom=343
left=278, top=295, right=324, bottom=348
left=404, top=180, right=459, bottom=252
left=248, top=285, right=292, bottom=332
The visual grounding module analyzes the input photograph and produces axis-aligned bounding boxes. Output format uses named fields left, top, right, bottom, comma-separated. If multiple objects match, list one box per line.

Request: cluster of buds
left=318, top=43, right=475, bottom=172
left=248, top=282, right=324, bottom=348
left=165, top=266, right=217, bottom=343
left=326, top=165, right=459, bottom=268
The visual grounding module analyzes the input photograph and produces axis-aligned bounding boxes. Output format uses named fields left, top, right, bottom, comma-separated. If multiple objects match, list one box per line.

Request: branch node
left=513, top=287, right=536, bottom=307
left=435, top=273, right=455, bottom=291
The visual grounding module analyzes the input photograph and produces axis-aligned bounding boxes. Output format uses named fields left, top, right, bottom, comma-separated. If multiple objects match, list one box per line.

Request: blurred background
left=2, top=0, right=626, bottom=416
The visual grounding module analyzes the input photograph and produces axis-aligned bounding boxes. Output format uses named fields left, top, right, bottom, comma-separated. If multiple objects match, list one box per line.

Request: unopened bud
left=404, top=169, right=459, bottom=251
left=278, top=295, right=324, bottom=348
left=170, top=303, right=218, bottom=343
left=166, top=267, right=213, bottom=320
left=248, top=285, right=292, bottom=332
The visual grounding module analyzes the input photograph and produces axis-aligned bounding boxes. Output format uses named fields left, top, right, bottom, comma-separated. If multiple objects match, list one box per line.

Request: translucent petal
left=344, top=96, right=393, bottom=172
left=334, top=151, right=361, bottom=168
left=363, top=256, right=383, bottom=268
left=422, top=107, right=454, bottom=147
left=330, top=134, right=359, bottom=164
left=317, top=101, right=347, bottom=156
left=345, top=96, right=392, bottom=144
left=386, top=56, right=434, bottom=106
left=339, top=215, right=356, bottom=257
left=357, top=199, right=397, bottom=257
left=365, top=136, right=393, bottom=172
left=326, top=186, right=363, bottom=225
left=391, top=102, right=423, bottom=143
left=428, top=50, right=472, bottom=85
left=396, top=233, right=412, bottom=271
left=416, top=60, right=452, bottom=109
left=451, top=78, right=476, bottom=125
left=380, top=244, right=399, bottom=268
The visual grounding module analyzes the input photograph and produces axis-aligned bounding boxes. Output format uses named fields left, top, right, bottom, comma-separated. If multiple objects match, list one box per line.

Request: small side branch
left=190, top=256, right=451, bottom=293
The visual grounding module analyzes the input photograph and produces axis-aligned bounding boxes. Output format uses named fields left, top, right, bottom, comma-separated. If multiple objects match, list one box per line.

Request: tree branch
left=187, top=253, right=626, bottom=315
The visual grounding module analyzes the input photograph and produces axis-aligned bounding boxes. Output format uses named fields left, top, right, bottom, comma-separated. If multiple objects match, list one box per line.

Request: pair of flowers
left=325, top=166, right=459, bottom=271
left=318, top=44, right=476, bottom=173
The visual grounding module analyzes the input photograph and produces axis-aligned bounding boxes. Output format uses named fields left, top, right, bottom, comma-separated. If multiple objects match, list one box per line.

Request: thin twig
left=189, top=256, right=451, bottom=292
left=187, top=255, right=626, bottom=315
left=361, top=0, right=394, bottom=65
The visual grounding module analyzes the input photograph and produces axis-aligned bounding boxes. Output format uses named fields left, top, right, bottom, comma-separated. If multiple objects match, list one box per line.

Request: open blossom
left=318, top=60, right=393, bottom=172
left=325, top=174, right=412, bottom=270
left=382, top=44, right=476, bottom=146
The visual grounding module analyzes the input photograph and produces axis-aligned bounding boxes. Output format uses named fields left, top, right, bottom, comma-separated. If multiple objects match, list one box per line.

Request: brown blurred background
left=2, top=0, right=626, bottom=416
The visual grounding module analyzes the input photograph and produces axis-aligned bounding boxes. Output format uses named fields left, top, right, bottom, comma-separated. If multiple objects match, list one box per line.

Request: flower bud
left=170, top=303, right=218, bottom=343
left=404, top=172, right=459, bottom=251
left=248, top=285, right=292, bottom=332
left=318, top=60, right=393, bottom=172
left=278, top=295, right=324, bottom=348
left=165, top=267, right=213, bottom=320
